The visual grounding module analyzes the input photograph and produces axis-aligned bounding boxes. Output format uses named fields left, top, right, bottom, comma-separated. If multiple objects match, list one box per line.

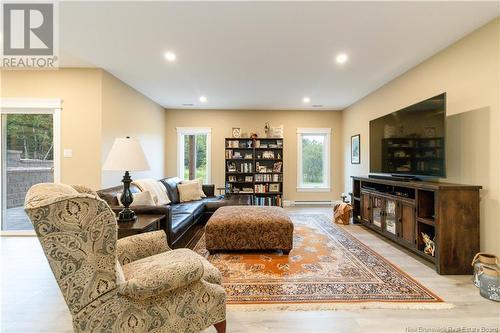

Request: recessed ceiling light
left=336, top=53, right=348, bottom=64
left=164, top=51, right=176, bottom=62
left=302, top=97, right=311, bottom=104
left=199, top=96, right=207, bottom=103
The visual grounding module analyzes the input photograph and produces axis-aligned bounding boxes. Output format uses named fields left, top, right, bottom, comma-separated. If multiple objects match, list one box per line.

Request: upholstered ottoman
left=205, top=206, right=293, bottom=253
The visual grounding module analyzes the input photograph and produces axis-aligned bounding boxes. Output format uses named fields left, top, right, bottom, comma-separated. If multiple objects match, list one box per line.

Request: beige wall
left=1, top=69, right=165, bottom=190
left=1, top=69, right=103, bottom=189
left=101, top=72, right=165, bottom=188
left=342, top=18, right=500, bottom=255
left=164, top=109, right=343, bottom=202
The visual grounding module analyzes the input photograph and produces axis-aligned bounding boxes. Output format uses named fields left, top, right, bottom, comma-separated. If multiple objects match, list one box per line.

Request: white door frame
left=0, top=98, right=62, bottom=236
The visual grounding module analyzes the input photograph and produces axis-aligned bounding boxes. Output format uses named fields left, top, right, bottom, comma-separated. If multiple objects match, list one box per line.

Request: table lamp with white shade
left=103, top=137, right=150, bottom=222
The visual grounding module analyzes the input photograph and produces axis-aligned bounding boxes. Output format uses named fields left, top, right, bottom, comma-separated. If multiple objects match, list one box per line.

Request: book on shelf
left=254, top=173, right=282, bottom=182
left=254, top=183, right=281, bottom=193
left=254, top=195, right=282, bottom=207
left=254, top=139, right=283, bottom=149
left=226, top=161, right=253, bottom=173
left=254, top=184, right=267, bottom=193
left=226, top=140, right=253, bottom=148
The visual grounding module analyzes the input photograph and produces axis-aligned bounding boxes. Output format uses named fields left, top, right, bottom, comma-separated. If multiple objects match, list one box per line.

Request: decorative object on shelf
left=472, top=253, right=499, bottom=287
left=102, top=136, right=150, bottom=222
left=250, top=132, right=258, bottom=140
left=244, top=153, right=253, bottom=159
left=232, top=127, right=241, bottom=138
left=273, top=161, right=282, bottom=172
left=270, top=125, right=284, bottom=138
left=227, top=162, right=236, bottom=172
left=264, top=122, right=270, bottom=137
left=269, top=183, right=280, bottom=192
left=421, top=232, right=435, bottom=257
left=478, top=265, right=500, bottom=302
left=351, top=134, right=360, bottom=164
left=262, top=151, right=274, bottom=159
left=424, top=127, right=436, bottom=138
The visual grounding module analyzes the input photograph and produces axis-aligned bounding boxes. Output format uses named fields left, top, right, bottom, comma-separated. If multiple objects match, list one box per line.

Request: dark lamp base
left=117, top=208, right=137, bottom=223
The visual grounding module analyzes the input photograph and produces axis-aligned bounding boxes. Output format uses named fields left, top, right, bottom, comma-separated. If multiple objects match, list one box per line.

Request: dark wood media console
left=351, top=176, right=481, bottom=275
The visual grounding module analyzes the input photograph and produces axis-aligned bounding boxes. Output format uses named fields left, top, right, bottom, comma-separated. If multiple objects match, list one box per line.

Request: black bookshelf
left=225, top=137, right=283, bottom=207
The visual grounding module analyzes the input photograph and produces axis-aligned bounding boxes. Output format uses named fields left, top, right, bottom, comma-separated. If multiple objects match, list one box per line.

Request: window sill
left=296, top=187, right=331, bottom=192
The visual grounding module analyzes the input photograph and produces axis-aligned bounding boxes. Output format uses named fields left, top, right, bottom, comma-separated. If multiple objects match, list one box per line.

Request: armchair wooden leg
left=214, top=320, right=226, bottom=333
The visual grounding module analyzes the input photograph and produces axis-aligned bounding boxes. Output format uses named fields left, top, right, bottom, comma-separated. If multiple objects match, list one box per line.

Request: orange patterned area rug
left=195, top=214, right=450, bottom=309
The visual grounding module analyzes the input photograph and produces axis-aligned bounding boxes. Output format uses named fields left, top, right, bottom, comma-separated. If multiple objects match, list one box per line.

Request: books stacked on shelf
left=254, top=195, right=282, bottom=206
left=254, top=184, right=267, bottom=193
left=254, top=184, right=281, bottom=193
left=227, top=175, right=253, bottom=182
left=226, top=161, right=253, bottom=173
left=230, top=185, right=253, bottom=194
left=226, top=140, right=253, bottom=148
left=240, top=162, right=252, bottom=173
left=255, top=140, right=283, bottom=148
left=255, top=161, right=282, bottom=173
left=255, top=174, right=282, bottom=182
left=226, top=150, right=253, bottom=159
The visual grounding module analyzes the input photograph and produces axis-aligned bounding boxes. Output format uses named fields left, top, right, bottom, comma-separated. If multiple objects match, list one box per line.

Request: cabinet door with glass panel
left=383, top=198, right=397, bottom=236
left=371, top=196, right=384, bottom=230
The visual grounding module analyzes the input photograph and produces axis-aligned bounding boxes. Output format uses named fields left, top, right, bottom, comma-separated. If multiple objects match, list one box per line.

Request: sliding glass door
left=1, top=111, right=57, bottom=232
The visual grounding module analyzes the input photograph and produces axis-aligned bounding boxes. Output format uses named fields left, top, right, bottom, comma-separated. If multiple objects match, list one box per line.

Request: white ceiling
left=59, top=2, right=499, bottom=110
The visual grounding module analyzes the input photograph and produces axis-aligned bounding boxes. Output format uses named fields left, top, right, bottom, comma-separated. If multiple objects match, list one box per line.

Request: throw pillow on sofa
left=177, top=181, right=202, bottom=202
left=118, top=191, right=156, bottom=207
left=132, top=179, right=171, bottom=205
left=181, top=178, right=207, bottom=198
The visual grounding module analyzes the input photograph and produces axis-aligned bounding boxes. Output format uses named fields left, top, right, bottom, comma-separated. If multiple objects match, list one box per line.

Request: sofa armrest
left=116, top=230, right=170, bottom=265
left=202, top=184, right=215, bottom=197
left=117, top=250, right=204, bottom=300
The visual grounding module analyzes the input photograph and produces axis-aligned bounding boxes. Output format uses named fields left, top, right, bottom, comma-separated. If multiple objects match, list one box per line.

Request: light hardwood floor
left=1, top=206, right=498, bottom=333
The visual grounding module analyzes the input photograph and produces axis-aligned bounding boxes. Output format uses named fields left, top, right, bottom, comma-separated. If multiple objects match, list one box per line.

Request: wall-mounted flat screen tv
left=369, top=93, right=446, bottom=178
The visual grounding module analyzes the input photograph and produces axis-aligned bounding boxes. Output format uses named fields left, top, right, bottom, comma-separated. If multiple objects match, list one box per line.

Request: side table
left=117, top=214, right=165, bottom=239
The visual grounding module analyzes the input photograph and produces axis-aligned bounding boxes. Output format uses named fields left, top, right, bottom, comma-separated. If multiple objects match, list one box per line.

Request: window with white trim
left=176, top=127, right=211, bottom=184
left=297, top=128, right=331, bottom=192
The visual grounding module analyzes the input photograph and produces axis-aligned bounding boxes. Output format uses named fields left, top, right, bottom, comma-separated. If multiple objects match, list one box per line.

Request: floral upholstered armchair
left=24, top=183, right=226, bottom=333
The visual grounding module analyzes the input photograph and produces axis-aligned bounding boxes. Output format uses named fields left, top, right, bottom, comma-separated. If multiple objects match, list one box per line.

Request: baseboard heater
left=284, top=200, right=334, bottom=206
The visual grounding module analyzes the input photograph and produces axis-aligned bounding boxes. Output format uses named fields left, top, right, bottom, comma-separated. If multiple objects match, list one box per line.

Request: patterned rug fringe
left=227, top=302, right=455, bottom=311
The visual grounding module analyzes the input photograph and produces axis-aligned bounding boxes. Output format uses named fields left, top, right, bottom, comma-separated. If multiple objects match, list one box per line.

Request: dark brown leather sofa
left=97, top=177, right=251, bottom=248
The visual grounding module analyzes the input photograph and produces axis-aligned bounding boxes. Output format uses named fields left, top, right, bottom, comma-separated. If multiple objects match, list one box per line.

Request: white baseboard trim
left=284, top=200, right=335, bottom=207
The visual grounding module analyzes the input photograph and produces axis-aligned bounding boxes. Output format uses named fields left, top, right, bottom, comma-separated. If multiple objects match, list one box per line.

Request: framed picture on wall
left=232, top=127, right=241, bottom=138
left=351, top=134, right=360, bottom=164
